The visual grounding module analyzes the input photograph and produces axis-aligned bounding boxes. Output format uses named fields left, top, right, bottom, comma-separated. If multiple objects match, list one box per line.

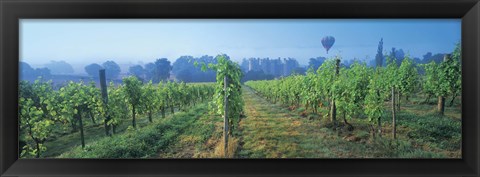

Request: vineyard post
left=99, top=69, right=111, bottom=136
left=392, top=87, right=396, bottom=139
left=437, top=54, right=450, bottom=115
left=77, top=113, right=85, bottom=148
left=223, top=76, right=229, bottom=157
left=330, top=58, right=340, bottom=130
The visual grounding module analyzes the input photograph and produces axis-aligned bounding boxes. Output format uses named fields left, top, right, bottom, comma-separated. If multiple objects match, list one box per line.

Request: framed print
left=1, top=0, right=479, bottom=176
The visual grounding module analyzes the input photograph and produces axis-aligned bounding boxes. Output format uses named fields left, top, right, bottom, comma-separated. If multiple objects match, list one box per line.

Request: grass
left=239, top=86, right=461, bottom=158
left=237, top=87, right=304, bottom=158
left=156, top=106, right=228, bottom=158
left=41, top=111, right=174, bottom=157
left=37, top=85, right=461, bottom=158
left=59, top=103, right=211, bottom=158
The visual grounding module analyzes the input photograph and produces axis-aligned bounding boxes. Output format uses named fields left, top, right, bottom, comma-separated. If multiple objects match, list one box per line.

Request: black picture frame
left=1, top=0, right=479, bottom=176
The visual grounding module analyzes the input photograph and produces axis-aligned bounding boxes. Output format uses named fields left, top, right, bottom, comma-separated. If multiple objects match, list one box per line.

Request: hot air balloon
left=321, top=36, right=335, bottom=54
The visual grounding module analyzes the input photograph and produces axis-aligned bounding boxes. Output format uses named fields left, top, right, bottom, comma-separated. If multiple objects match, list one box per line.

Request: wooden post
left=437, top=54, right=450, bottom=115
left=99, top=69, right=111, bottom=136
left=132, top=106, right=137, bottom=128
left=376, top=90, right=381, bottom=137
left=330, top=58, right=340, bottom=130
left=78, top=113, right=85, bottom=148
left=223, top=76, right=229, bottom=157
left=392, top=87, right=396, bottom=139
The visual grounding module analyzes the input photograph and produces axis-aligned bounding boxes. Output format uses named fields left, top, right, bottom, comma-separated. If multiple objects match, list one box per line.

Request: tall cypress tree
left=375, top=38, right=384, bottom=67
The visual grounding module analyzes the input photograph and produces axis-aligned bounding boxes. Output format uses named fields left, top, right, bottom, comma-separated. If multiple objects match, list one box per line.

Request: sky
left=20, top=19, right=461, bottom=70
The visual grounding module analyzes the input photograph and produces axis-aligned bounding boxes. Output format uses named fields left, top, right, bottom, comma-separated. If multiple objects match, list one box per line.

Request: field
left=19, top=55, right=462, bottom=159
left=24, top=84, right=461, bottom=159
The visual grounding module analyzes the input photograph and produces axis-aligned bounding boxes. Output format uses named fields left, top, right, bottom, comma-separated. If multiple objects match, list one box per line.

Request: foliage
left=308, top=57, right=326, bottom=71
left=172, top=55, right=217, bottom=82
left=20, top=62, right=52, bottom=80
left=375, top=38, right=384, bottom=67
left=421, top=45, right=461, bottom=104
left=152, top=58, right=172, bottom=83
left=364, top=68, right=386, bottom=123
left=59, top=104, right=210, bottom=158
left=128, top=65, right=145, bottom=79
left=84, top=63, right=103, bottom=78
left=102, top=61, right=121, bottom=79
left=19, top=80, right=57, bottom=158
left=122, top=76, right=143, bottom=128
left=58, top=81, right=103, bottom=148
left=202, top=54, right=244, bottom=135
left=335, top=61, right=370, bottom=121
left=398, top=56, right=419, bottom=98
left=45, top=60, right=75, bottom=75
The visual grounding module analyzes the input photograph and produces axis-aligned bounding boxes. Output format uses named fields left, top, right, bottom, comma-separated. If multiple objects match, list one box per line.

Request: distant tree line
left=20, top=62, right=52, bottom=80
left=21, top=46, right=455, bottom=84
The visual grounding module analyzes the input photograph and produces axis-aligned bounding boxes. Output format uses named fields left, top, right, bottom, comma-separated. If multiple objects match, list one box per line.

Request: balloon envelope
left=321, top=36, right=335, bottom=53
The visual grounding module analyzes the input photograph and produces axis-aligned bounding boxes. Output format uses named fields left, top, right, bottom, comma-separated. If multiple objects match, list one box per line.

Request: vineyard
left=19, top=49, right=462, bottom=158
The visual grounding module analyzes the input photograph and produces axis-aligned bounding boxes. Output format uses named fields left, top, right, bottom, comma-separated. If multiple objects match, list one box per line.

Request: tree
left=144, top=62, right=156, bottom=81
left=241, top=70, right=274, bottom=82
left=291, top=67, right=307, bottom=75
left=375, top=38, right=384, bottom=67
left=129, top=65, right=145, bottom=80
left=175, top=69, right=193, bottom=82
left=34, top=68, right=52, bottom=79
left=390, top=48, right=406, bottom=66
left=172, top=56, right=217, bottom=83
left=153, top=58, right=171, bottom=83
left=423, top=52, right=433, bottom=61
left=122, top=76, right=143, bottom=128
left=20, top=62, right=35, bottom=79
left=45, top=60, right=75, bottom=75
left=171, top=56, right=195, bottom=76
left=19, top=63, right=52, bottom=80
left=84, top=63, right=103, bottom=78
left=102, top=61, right=121, bottom=80
left=422, top=53, right=447, bottom=64
left=308, top=57, right=326, bottom=71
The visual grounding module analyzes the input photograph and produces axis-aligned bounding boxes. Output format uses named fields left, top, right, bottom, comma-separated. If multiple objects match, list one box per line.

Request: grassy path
left=237, top=86, right=306, bottom=158
left=238, top=86, right=356, bottom=158
left=237, top=86, right=459, bottom=158
left=156, top=105, right=224, bottom=158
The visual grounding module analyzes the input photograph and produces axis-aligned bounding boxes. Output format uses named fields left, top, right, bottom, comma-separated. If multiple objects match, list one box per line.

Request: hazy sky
left=20, top=19, right=461, bottom=68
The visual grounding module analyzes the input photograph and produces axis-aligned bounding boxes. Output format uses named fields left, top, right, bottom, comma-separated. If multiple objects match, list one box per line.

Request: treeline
left=245, top=43, right=461, bottom=138
left=19, top=77, right=214, bottom=158
left=21, top=47, right=450, bottom=85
